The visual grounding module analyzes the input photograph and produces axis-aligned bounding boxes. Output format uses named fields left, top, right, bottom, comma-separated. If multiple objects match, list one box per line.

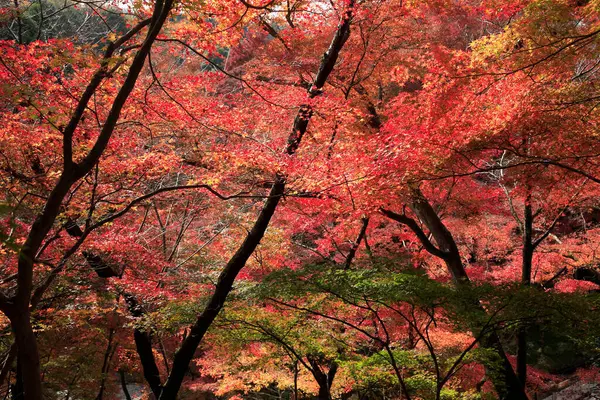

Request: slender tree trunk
left=96, top=328, right=116, bottom=400
left=293, top=361, right=299, bottom=400
left=7, top=175, right=73, bottom=400
left=522, top=200, right=533, bottom=286
left=119, top=370, right=132, bottom=400
left=68, top=226, right=164, bottom=397
left=134, top=329, right=163, bottom=398
left=124, top=294, right=163, bottom=398
left=516, top=331, right=527, bottom=388
left=344, top=217, right=369, bottom=269
left=157, top=4, right=355, bottom=398
left=0, top=2, right=174, bottom=398
left=158, top=179, right=287, bottom=400
left=518, top=199, right=533, bottom=388
left=382, top=187, right=528, bottom=400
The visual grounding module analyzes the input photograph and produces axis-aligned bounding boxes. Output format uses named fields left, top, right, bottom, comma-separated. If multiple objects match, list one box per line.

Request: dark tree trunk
left=317, top=383, right=331, bottom=400
left=408, top=188, right=468, bottom=282
left=96, top=328, right=117, bottom=400
left=9, top=311, right=38, bottom=400
left=71, top=214, right=165, bottom=400
left=157, top=3, right=355, bottom=398
left=382, top=187, right=528, bottom=400
left=124, top=294, right=163, bottom=398
left=522, top=202, right=534, bottom=286
left=307, top=358, right=338, bottom=400
left=134, top=329, right=163, bottom=398
left=66, top=221, right=163, bottom=398
left=120, top=370, right=133, bottom=400
left=516, top=330, right=528, bottom=389
left=518, top=200, right=534, bottom=388
left=158, top=179, right=287, bottom=400
left=293, top=361, right=299, bottom=400
left=11, top=354, right=24, bottom=400
left=344, top=217, right=369, bottom=269
left=0, top=2, right=174, bottom=398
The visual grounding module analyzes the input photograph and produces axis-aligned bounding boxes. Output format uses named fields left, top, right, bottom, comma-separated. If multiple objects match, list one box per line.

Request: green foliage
left=148, top=299, right=207, bottom=333
left=249, top=259, right=600, bottom=395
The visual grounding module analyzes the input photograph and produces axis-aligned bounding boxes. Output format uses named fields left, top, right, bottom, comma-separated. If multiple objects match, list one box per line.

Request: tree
left=2, top=0, right=600, bottom=398
left=0, top=0, right=175, bottom=396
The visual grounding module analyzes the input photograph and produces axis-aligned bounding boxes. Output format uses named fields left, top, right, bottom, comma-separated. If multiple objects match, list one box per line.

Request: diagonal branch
left=380, top=208, right=449, bottom=259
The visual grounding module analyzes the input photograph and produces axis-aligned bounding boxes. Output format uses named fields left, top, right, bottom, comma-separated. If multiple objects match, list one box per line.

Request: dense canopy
left=1, top=0, right=600, bottom=399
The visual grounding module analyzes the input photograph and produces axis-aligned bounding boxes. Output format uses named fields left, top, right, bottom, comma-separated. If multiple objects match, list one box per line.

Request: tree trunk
left=124, top=293, right=163, bottom=398
left=96, top=328, right=116, bottom=400
left=11, top=353, right=24, bottom=400
left=293, top=361, right=299, bottom=400
left=68, top=225, right=164, bottom=397
left=10, top=311, right=40, bottom=400
left=383, top=187, right=528, bottom=400
left=518, top=200, right=534, bottom=388
left=516, top=330, right=528, bottom=389
left=158, top=180, right=287, bottom=400
left=157, top=4, right=355, bottom=398
left=134, top=329, right=163, bottom=398
left=0, top=2, right=174, bottom=398
left=317, top=382, right=332, bottom=400
left=120, top=370, right=133, bottom=400
left=522, top=201, right=533, bottom=286
left=307, top=359, right=337, bottom=400
left=344, top=217, right=369, bottom=269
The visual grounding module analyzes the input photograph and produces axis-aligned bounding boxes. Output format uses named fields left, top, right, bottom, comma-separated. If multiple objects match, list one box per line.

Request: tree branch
left=380, top=208, right=449, bottom=259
